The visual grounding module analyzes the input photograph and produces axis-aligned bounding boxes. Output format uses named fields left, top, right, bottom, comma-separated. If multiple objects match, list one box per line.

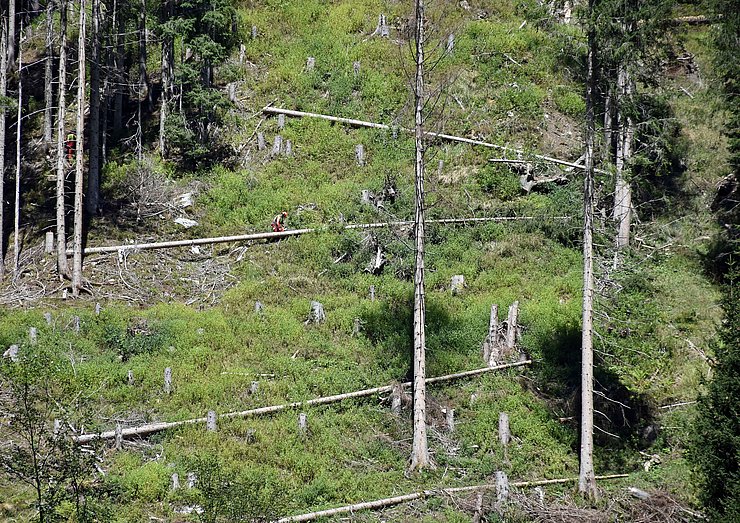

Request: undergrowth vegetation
left=0, top=0, right=728, bottom=521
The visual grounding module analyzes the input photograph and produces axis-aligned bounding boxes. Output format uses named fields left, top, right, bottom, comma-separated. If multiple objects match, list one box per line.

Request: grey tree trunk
left=159, top=0, right=174, bottom=155
left=0, top=16, right=7, bottom=280
left=43, top=0, right=54, bottom=146
left=7, top=0, right=14, bottom=66
left=72, top=0, right=86, bottom=296
left=578, top=7, right=597, bottom=499
left=138, top=0, right=151, bottom=109
left=603, top=82, right=614, bottom=162
left=86, top=0, right=101, bottom=215
left=409, top=0, right=431, bottom=473
left=12, top=21, right=22, bottom=279
left=614, top=67, right=634, bottom=249
left=55, top=0, right=70, bottom=279
left=112, top=0, right=123, bottom=132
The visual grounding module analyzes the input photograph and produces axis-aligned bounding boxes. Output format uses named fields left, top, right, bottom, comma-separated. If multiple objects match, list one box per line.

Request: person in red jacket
left=66, top=132, right=76, bottom=160
left=271, top=211, right=288, bottom=232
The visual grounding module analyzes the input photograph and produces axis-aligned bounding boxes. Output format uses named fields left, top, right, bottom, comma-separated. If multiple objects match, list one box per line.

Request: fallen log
left=274, top=474, right=629, bottom=522
left=262, top=106, right=609, bottom=174
left=74, top=360, right=530, bottom=443
left=67, top=216, right=570, bottom=255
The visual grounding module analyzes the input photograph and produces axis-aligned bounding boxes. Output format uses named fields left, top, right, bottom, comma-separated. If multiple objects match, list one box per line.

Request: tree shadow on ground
left=360, top=292, right=453, bottom=383
left=534, top=321, right=655, bottom=472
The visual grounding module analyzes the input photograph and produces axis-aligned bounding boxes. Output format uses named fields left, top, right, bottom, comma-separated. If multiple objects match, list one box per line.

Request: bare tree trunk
left=613, top=66, right=633, bottom=249
left=86, top=0, right=100, bottom=215
left=7, top=0, right=14, bottom=66
left=138, top=0, right=151, bottom=109
left=159, top=0, right=174, bottom=155
left=55, top=0, right=70, bottom=278
left=72, top=0, right=86, bottom=296
left=409, top=0, right=431, bottom=473
left=578, top=6, right=597, bottom=499
left=43, top=0, right=54, bottom=146
left=603, top=82, right=614, bottom=162
left=112, top=0, right=123, bottom=132
left=0, top=15, right=7, bottom=280
left=12, top=21, right=22, bottom=280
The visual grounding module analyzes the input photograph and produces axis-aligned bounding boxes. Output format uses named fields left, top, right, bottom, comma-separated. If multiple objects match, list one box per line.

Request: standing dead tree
left=72, top=0, right=87, bottom=296
left=579, top=0, right=598, bottom=499
left=55, top=0, right=70, bottom=279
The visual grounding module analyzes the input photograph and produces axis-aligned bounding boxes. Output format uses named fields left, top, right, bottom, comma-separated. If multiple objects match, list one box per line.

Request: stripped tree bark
left=72, top=0, right=86, bottom=296
left=409, top=0, right=431, bottom=473
left=579, top=2, right=598, bottom=499
left=159, top=0, right=174, bottom=155
left=43, top=0, right=54, bottom=146
left=613, top=65, right=634, bottom=249
left=12, top=21, right=21, bottom=279
left=0, top=14, right=7, bottom=280
left=86, top=0, right=101, bottom=215
left=55, top=0, right=70, bottom=279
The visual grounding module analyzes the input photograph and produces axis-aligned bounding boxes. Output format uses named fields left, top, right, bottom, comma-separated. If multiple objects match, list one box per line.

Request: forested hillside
left=0, top=0, right=736, bottom=521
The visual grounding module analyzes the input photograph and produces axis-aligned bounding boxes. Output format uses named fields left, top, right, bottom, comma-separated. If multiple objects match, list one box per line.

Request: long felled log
left=274, top=474, right=629, bottom=522
left=67, top=217, right=570, bottom=256
left=74, top=361, right=530, bottom=443
left=263, top=106, right=609, bottom=174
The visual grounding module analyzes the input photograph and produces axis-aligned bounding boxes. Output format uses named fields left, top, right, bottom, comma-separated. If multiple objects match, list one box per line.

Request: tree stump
left=472, top=490, right=485, bottom=523
left=245, top=428, right=256, bottom=444
left=271, top=135, right=283, bottom=156
left=352, top=318, right=362, bottom=337
left=4, top=345, right=19, bottom=362
left=44, top=232, right=54, bottom=254
left=251, top=25, right=258, bottom=39
left=391, top=383, right=402, bottom=415
left=95, top=302, right=102, bottom=316
left=498, top=412, right=510, bottom=446
left=361, top=189, right=374, bottom=205
left=353, top=61, right=360, bottom=76
left=366, top=242, right=386, bottom=275
left=437, top=159, right=444, bottom=178
left=29, top=327, right=37, bottom=345
left=373, top=14, right=389, bottom=37
left=187, top=472, right=196, bottom=489
left=483, top=304, right=501, bottom=366
left=239, top=44, right=246, bottom=64
left=369, top=285, right=375, bottom=302
left=355, top=144, right=365, bottom=166
left=305, top=301, right=326, bottom=325
left=254, top=301, right=264, bottom=314
left=207, top=410, right=217, bottom=432
left=127, top=370, right=134, bottom=385
left=298, top=412, right=308, bottom=437
left=277, top=113, right=285, bottom=130
left=506, top=301, right=519, bottom=352
left=306, top=57, right=315, bottom=71
left=73, top=316, right=80, bottom=333
left=495, top=471, right=509, bottom=504
left=171, top=473, right=180, bottom=490
left=164, top=367, right=172, bottom=394
left=285, top=139, right=293, bottom=157
left=44, top=312, right=52, bottom=325
left=450, top=275, right=465, bottom=295
left=446, top=33, right=455, bottom=53
left=115, top=423, right=123, bottom=450
left=257, top=132, right=266, bottom=151
left=445, top=408, right=455, bottom=432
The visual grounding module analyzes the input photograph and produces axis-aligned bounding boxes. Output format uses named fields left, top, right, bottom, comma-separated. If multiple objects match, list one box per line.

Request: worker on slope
left=66, top=132, right=76, bottom=161
left=271, top=211, right=288, bottom=232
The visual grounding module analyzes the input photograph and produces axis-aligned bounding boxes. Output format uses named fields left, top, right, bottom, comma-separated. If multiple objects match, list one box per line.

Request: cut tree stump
left=298, top=412, right=308, bottom=437
left=285, top=139, right=293, bottom=157
left=482, top=304, right=501, bottom=366
left=445, top=408, right=455, bottom=432
left=353, top=61, right=360, bottom=76
left=446, top=33, right=454, bottom=53
left=4, top=345, right=19, bottom=362
left=369, top=285, right=375, bottom=302
left=249, top=381, right=259, bottom=395
left=207, top=410, right=217, bottom=432
left=164, top=367, right=172, bottom=394
left=255, top=301, right=264, bottom=314
left=115, top=423, right=123, bottom=450
left=498, top=412, right=510, bottom=446
left=355, top=144, right=365, bottom=166
left=277, top=113, right=285, bottom=129
left=506, top=301, right=519, bottom=352
left=271, top=135, right=283, bottom=156
left=305, top=301, right=326, bottom=325
left=127, top=370, right=134, bottom=385
left=187, top=472, right=196, bottom=488
left=496, top=471, right=509, bottom=504
left=306, top=57, right=315, bottom=71
left=44, top=312, right=52, bottom=325
left=171, top=473, right=180, bottom=491
left=451, top=275, right=465, bottom=295
left=29, top=327, right=37, bottom=345
left=257, top=132, right=266, bottom=150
